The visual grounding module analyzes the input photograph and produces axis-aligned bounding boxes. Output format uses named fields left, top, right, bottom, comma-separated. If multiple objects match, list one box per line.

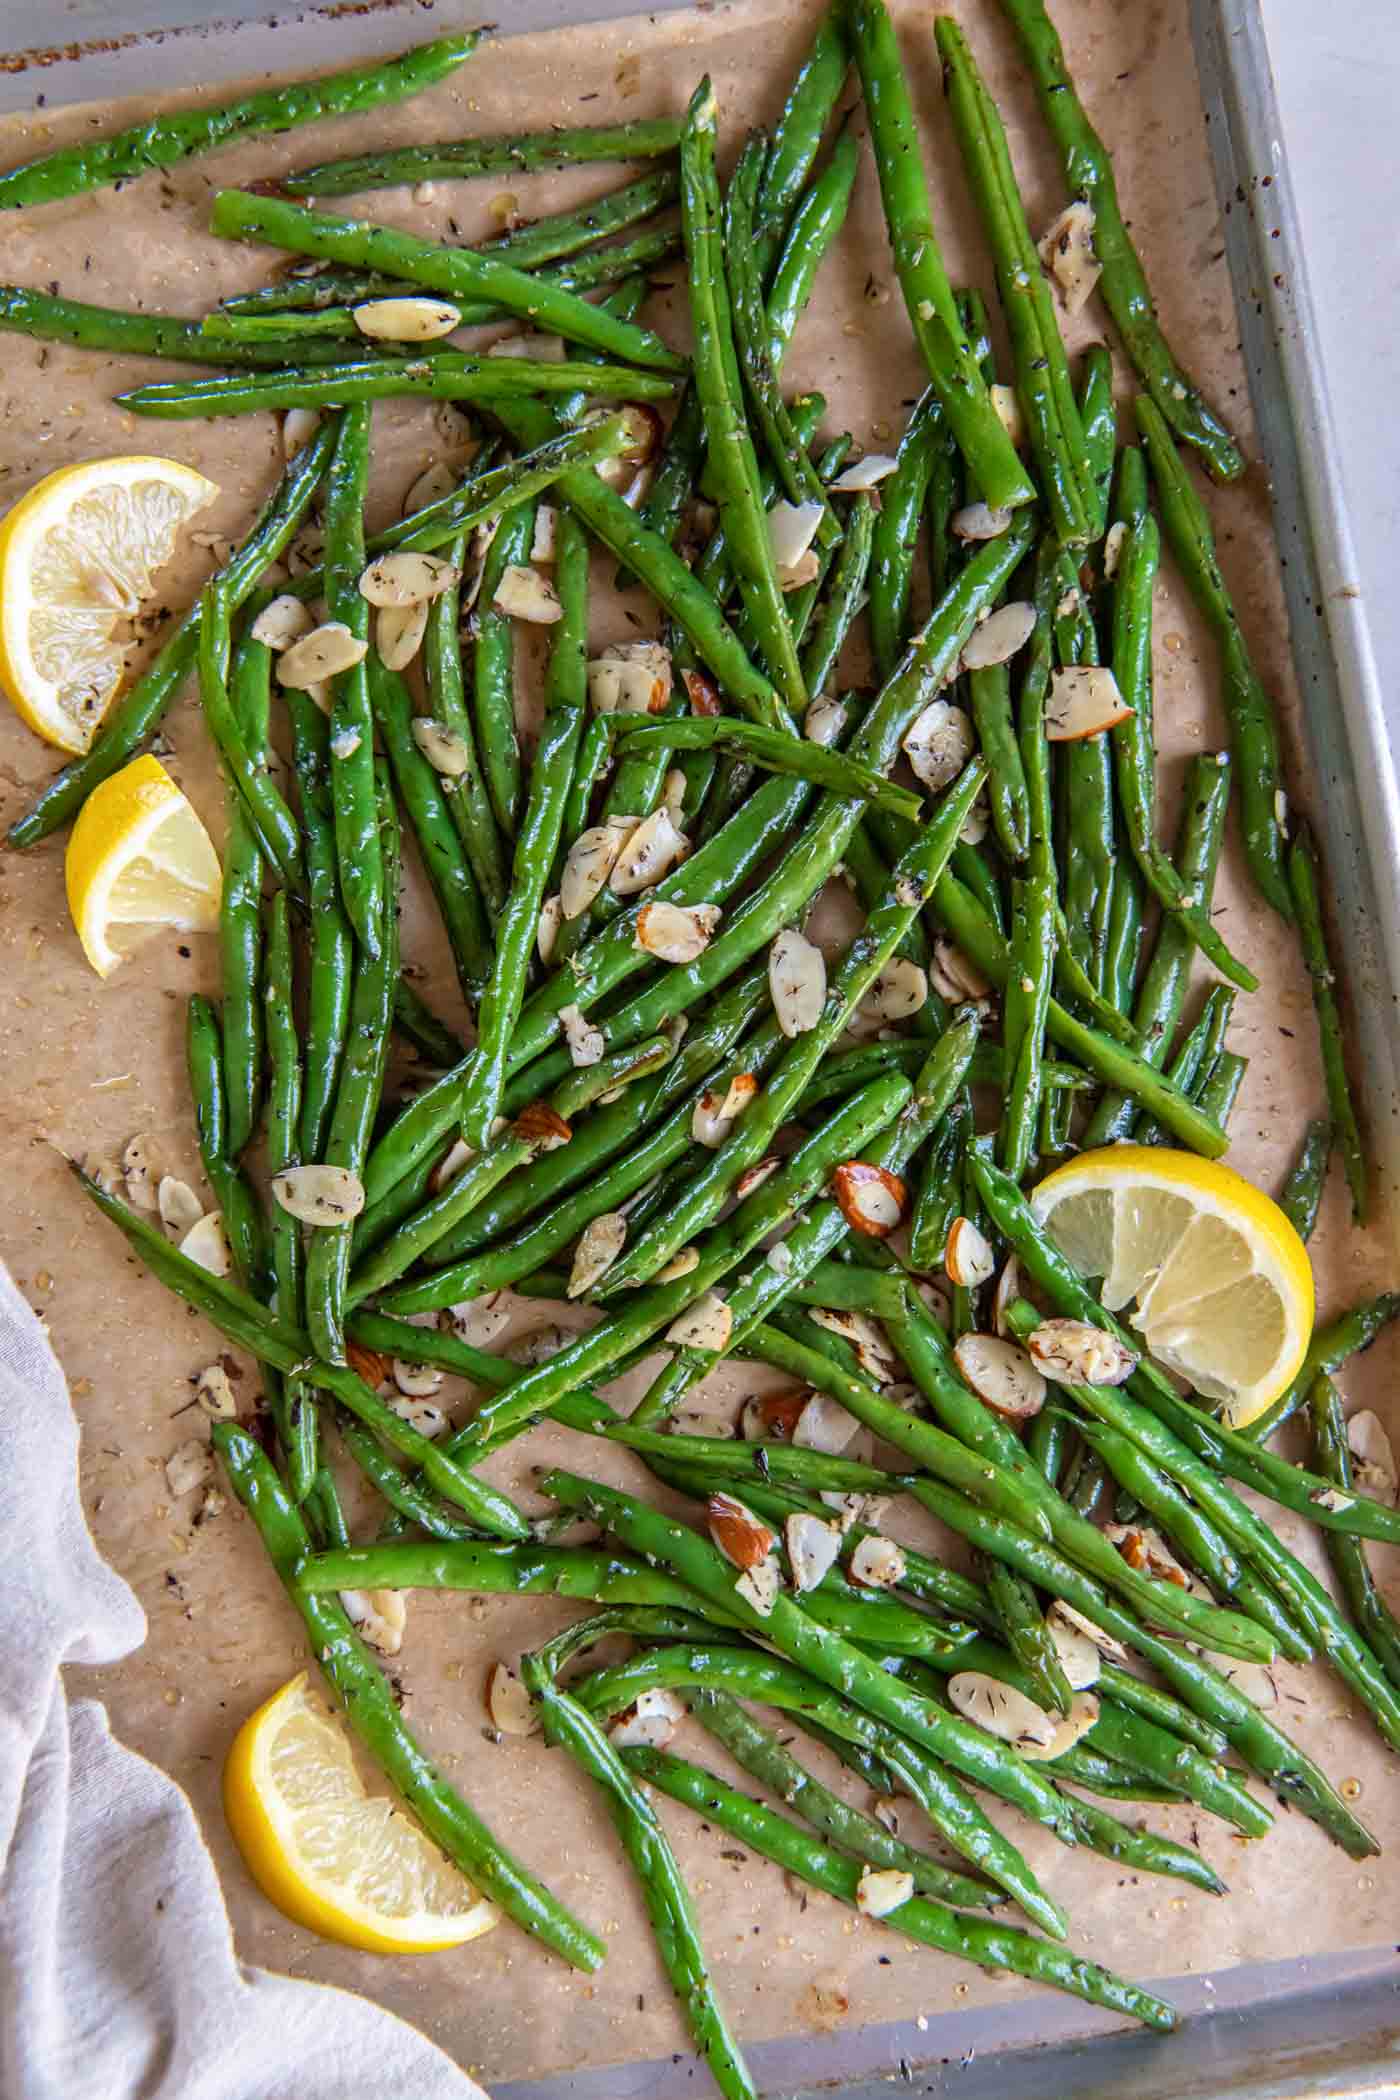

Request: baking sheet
left=1, top=0, right=1399, bottom=2089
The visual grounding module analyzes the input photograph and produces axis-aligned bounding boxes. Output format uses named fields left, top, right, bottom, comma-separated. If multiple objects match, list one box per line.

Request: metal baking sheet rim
left=2, top=0, right=1399, bottom=2093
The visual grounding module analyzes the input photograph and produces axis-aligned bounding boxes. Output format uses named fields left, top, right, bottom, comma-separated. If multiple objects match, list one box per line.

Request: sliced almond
left=376, top=599, right=429, bottom=671
left=947, top=1672, right=1059, bottom=1752
left=903, top=699, right=975, bottom=794
left=991, top=1256, right=1024, bottom=1340
left=1347, top=1410, right=1398, bottom=1505
left=1102, top=520, right=1128, bottom=580
left=277, top=621, right=368, bottom=687
left=329, top=726, right=362, bottom=762
left=1028, top=1318, right=1137, bottom=1387
left=1037, top=201, right=1101, bottom=316
left=1046, top=665, right=1132, bottom=741
left=493, top=563, right=563, bottom=624
left=568, top=1211, right=627, bottom=1297
left=794, top=1390, right=863, bottom=1454
left=952, top=1334, right=1047, bottom=1421
left=1047, top=1598, right=1130, bottom=1663
left=959, top=792, right=990, bottom=847
left=166, top=1437, right=213, bottom=1498
left=945, top=1217, right=994, bottom=1289
left=583, top=402, right=662, bottom=487
left=1105, top=1524, right=1196, bottom=1590
left=250, top=594, right=315, bottom=653
left=391, top=1359, right=444, bottom=1399
left=849, top=1535, right=906, bottom=1589
left=831, top=1160, right=908, bottom=1237
left=561, top=824, right=626, bottom=920
left=785, top=1511, right=843, bottom=1592
left=989, top=383, right=1026, bottom=449
left=531, top=505, right=558, bottom=563
left=271, top=1164, right=365, bottom=1225
left=657, top=1247, right=701, bottom=1282
left=668, top=1290, right=732, bottom=1352
left=514, top=1101, right=574, bottom=1149
left=403, top=460, right=461, bottom=516
left=805, top=694, right=850, bottom=747
left=347, top=1341, right=390, bottom=1389
left=734, top=1156, right=781, bottom=1200
left=952, top=502, right=1013, bottom=542
left=767, top=499, right=824, bottom=571
left=194, top=1362, right=238, bottom=1420
left=341, top=1587, right=407, bottom=1655
left=179, top=1212, right=231, bottom=1277
left=487, top=1661, right=540, bottom=1737
left=123, top=1133, right=161, bottom=1210
left=359, top=551, right=460, bottom=609
left=741, top=1390, right=809, bottom=1442
left=157, top=1175, right=204, bottom=1238
left=608, top=1686, right=686, bottom=1751
left=487, top=331, right=566, bottom=362
left=281, top=407, right=321, bottom=459
left=860, top=959, right=928, bottom=1024
left=537, top=894, right=562, bottom=965
left=668, top=1406, right=737, bottom=1440
left=354, top=295, right=461, bottom=342
left=1311, top=1485, right=1355, bottom=1513
left=1048, top=1617, right=1102, bottom=1691
left=682, top=665, right=722, bottom=716
left=411, top=717, right=472, bottom=777
left=961, top=600, right=1036, bottom=673
left=769, top=927, right=826, bottom=1038
left=828, top=454, right=898, bottom=492
left=930, top=938, right=992, bottom=1005
left=636, top=899, right=720, bottom=964
left=718, top=1072, right=759, bottom=1121
left=449, top=1292, right=510, bottom=1348
left=777, top=548, right=820, bottom=592
left=611, top=807, right=689, bottom=895
left=430, top=1138, right=474, bottom=1194
left=735, top=1559, right=782, bottom=1616
left=707, top=1491, right=775, bottom=1570
left=691, top=1087, right=738, bottom=1150
left=507, top=1324, right=573, bottom=1367
left=855, top=1865, right=913, bottom=1917
left=588, top=638, right=673, bottom=717
left=807, top=1307, right=897, bottom=1384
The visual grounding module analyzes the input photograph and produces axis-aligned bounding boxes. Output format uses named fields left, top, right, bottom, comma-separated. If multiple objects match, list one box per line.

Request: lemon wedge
left=65, top=754, right=221, bottom=977
left=1031, top=1146, right=1314, bottom=1427
left=0, top=454, right=217, bottom=752
left=223, top=1673, right=497, bottom=1954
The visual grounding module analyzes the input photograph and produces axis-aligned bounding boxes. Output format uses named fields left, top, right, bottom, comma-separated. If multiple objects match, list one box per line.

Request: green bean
left=1130, top=984, right=1231, bottom=1145
left=1196, top=1047, right=1246, bottom=1128
left=304, top=779, right=398, bottom=1362
left=1057, top=1791, right=1225, bottom=1894
left=391, top=980, right=461, bottom=1069
left=936, top=19, right=1094, bottom=545
left=1102, top=853, right=1145, bottom=1016
left=210, top=190, right=684, bottom=374
left=1311, top=1376, right=1400, bottom=1695
left=1077, top=344, right=1116, bottom=535
left=219, top=631, right=271, bottom=1158
left=297, top=1541, right=735, bottom=1623
left=606, top=715, right=918, bottom=820
left=1135, top=393, right=1288, bottom=915
left=868, top=390, right=944, bottom=683
left=753, top=7, right=850, bottom=270
left=287, top=115, right=682, bottom=198
left=681, top=84, right=806, bottom=713
left=0, top=32, right=482, bottom=210
left=1288, top=826, right=1366, bottom=1217
left=845, top=0, right=1033, bottom=513
left=982, top=1558, right=1073, bottom=1716
left=1279, top=1118, right=1331, bottom=1244
left=909, top=1096, right=970, bottom=1273
left=763, top=128, right=860, bottom=366
left=1240, top=1295, right=1400, bottom=1446
left=283, top=689, right=353, bottom=1160
left=995, top=0, right=1243, bottom=481
left=367, top=657, right=493, bottom=999
left=800, top=494, right=875, bottom=699
left=333, top=1415, right=475, bottom=1542
left=0, top=283, right=430, bottom=369
left=1111, top=511, right=1256, bottom=985
left=999, top=871, right=1055, bottom=1180
left=210, top=1422, right=598, bottom=1963
left=10, top=422, right=336, bottom=851
left=319, top=405, right=381, bottom=955
left=195, top=582, right=306, bottom=893
left=186, top=993, right=268, bottom=1297
left=263, top=891, right=316, bottom=1501
left=1048, top=558, right=1115, bottom=987
left=118, top=348, right=676, bottom=420
left=1081, top=751, right=1233, bottom=1145
left=1048, top=1743, right=1183, bottom=1806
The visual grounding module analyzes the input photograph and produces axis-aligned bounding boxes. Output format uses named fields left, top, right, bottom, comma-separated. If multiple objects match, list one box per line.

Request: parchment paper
left=1, top=0, right=1397, bottom=2086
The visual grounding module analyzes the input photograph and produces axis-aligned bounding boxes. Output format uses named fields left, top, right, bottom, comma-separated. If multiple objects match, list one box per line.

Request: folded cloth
left=0, top=1261, right=488, bottom=2100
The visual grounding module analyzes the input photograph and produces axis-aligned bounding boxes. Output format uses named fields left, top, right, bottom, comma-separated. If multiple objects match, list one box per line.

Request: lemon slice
left=0, top=454, right=217, bottom=752
left=65, top=754, right=221, bottom=977
left=1031, top=1146, right=1314, bottom=1427
left=223, top=1673, right=497, bottom=1954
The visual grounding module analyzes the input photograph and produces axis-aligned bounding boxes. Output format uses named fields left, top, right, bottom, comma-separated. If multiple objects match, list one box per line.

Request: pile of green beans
left=19, top=12, right=1387, bottom=2089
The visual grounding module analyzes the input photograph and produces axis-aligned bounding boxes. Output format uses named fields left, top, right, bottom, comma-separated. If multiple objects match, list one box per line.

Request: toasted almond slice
left=157, top=1174, right=204, bottom=1238
left=708, top=1491, right=775, bottom=1569
left=1028, top=1318, right=1138, bottom=1387
left=947, top=1671, right=1059, bottom=1751
left=930, top=938, right=992, bottom=1005
left=359, top=551, right=460, bottom=609
left=251, top=593, right=315, bottom=653
left=430, top=1138, right=474, bottom=1195
left=568, top=1211, right=627, bottom=1297
left=768, top=499, right=825, bottom=570
left=122, top=1133, right=161, bottom=1209
left=952, top=1334, right=1047, bottom=1420
left=766, top=1241, right=794, bottom=1275
left=989, top=382, right=1026, bottom=448
left=281, top=406, right=321, bottom=458
left=769, top=927, right=826, bottom=1038
left=850, top=1535, right=906, bottom=1589
left=734, top=1155, right=781, bottom=1200
left=945, top=1216, right=994, bottom=1288
left=657, top=1247, right=701, bottom=1282
left=1312, top=1485, right=1356, bottom=1512
left=329, top=726, right=362, bottom=762
left=636, top=899, right=720, bottom=963
left=831, top=1160, right=908, bottom=1237
left=1046, top=665, right=1132, bottom=741
left=487, top=331, right=566, bottom=362
left=583, top=402, right=662, bottom=487
left=829, top=453, right=898, bottom=492
left=1102, top=519, right=1128, bottom=580
left=194, top=1362, right=238, bottom=1420
left=682, top=664, right=721, bottom=716
left=735, top=1559, right=782, bottom=1616
left=1048, top=1618, right=1102, bottom=1691
left=347, top=1341, right=390, bottom=1389
left=668, top=1290, right=732, bottom=1352
left=611, top=807, right=689, bottom=894
left=777, top=548, right=821, bottom=592
left=785, top=1511, right=843, bottom=1592
left=277, top=620, right=368, bottom=687
left=403, top=460, right=461, bottom=516
left=493, top=563, right=562, bottom=624
left=1047, top=1598, right=1131, bottom=1662
left=1105, top=1524, right=1199, bottom=1592
left=1037, top=201, right=1101, bottom=315
left=804, top=693, right=850, bottom=747
left=608, top=1687, right=686, bottom=1750
left=959, top=791, right=990, bottom=846
left=741, top=1390, right=809, bottom=1442
left=668, top=1405, right=737, bottom=1440
left=272, top=1164, right=365, bottom=1225
left=807, top=1306, right=897, bottom=1383
left=1347, top=1410, right=1397, bottom=1504
left=531, top=505, right=558, bottom=563
left=166, top=1436, right=213, bottom=1498
left=794, top=1389, right=863, bottom=1454
left=903, top=699, right=975, bottom=793
left=952, top=502, right=1013, bottom=542
left=354, top=295, right=461, bottom=342
left=537, top=894, right=562, bottom=965
left=1215, top=1657, right=1280, bottom=1710
left=449, top=1292, right=510, bottom=1347
left=340, top=1587, right=407, bottom=1655
left=411, top=717, right=472, bottom=777
left=961, top=600, right=1036, bottom=672
left=855, top=1865, right=913, bottom=1917
left=487, top=1662, right=540, bottom=1737
left=514, top=1101, right=573, bottom=1150
left=507, top=1323, right=574, bottom=1368
left=860, top=958, right=928, bottom=1024
left=717, top=1072, right=759, bottom=1121
left=375, top=599, right=428, bottom=671
left=588, top=638, right=674, bottom=718
left=561, top=824, right=626, bottom=919
left=691, top=1088, right=737, bottom=1149
left=387, top=1357, right=443, bottom=1402
left=663, top=766, right=688, bottom=820
left=991, top=1256, right=1024, bottom=1339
